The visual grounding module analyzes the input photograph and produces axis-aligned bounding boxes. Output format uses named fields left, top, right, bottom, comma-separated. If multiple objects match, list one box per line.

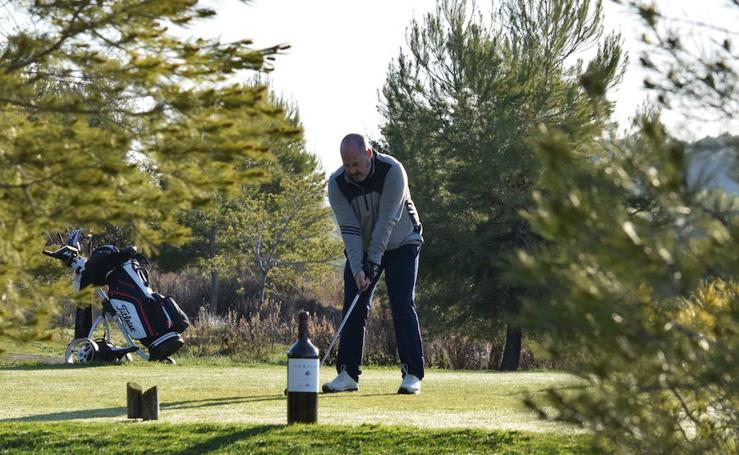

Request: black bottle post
left=287, top=311, right=319, bottom=424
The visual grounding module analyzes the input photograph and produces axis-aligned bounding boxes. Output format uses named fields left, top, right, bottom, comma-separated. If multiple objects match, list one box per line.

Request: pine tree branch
left=3, top=1, right=89, bottom=74
left=669, top=385, right=701, bottom=431
left=0, top=96, right=163, bottom=117
left=0, top=165, right=103, bottom=189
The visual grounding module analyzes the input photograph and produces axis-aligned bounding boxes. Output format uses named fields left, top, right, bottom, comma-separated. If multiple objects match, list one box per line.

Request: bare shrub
left=304, top=314, right=338, bottom=363
left=46, top=266, right=563, bottom=370
left=425, top=335, right=493, bottom=370
left=182, top=307, right=229, bottom=357
left=182, top=304, right=291, bottom=362
left=224, top=312, right=285, bottom=362
left=149, top=269, right=263, bottom=319
left=363, top=305, right=399, bottom=365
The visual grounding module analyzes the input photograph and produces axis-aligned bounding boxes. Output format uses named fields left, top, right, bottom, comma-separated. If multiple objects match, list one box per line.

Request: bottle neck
left=298, top=311, right=309, bottom=339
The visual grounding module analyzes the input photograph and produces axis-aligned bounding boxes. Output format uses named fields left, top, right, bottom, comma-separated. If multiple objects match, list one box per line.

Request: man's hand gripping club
left=354, top=258, right=380, bottom=291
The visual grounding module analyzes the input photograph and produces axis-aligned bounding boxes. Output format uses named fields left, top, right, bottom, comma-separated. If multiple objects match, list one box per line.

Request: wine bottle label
left=287, top=358, right=319, bottom=393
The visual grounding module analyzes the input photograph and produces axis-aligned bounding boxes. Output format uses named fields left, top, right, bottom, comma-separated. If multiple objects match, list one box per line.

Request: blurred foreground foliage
left=518, top=118, right=737, bottom=453
left=0, top=1, right=299, bottom=341
left=514, top=1, right=738, bottom=452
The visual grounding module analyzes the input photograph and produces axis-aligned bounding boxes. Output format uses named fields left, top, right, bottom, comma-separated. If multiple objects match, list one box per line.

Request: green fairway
left=0, top=360, right=580, bottom=433
left=0, top=422, right=599, bottom=454
left=0, top=348, right=601, bottom=454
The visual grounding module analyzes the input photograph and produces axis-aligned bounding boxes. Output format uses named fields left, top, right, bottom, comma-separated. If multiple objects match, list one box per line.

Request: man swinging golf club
left=323, top=133, right=424, bottom=395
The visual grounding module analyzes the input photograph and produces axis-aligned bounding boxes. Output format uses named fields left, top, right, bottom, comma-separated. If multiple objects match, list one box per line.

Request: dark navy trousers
left=336, top=244, right=424, bottom=382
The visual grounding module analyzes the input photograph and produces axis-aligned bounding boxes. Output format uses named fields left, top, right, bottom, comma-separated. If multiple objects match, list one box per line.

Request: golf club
left=321, top=290, right=361, bottom=367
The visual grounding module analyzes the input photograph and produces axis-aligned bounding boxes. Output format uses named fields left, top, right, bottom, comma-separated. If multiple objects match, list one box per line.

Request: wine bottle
left=287, top=310, right=319, bottom=424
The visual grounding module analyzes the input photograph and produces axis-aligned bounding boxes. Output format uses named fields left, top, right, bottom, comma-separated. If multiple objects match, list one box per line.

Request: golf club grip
left=320, top=291, right=362, bottom=367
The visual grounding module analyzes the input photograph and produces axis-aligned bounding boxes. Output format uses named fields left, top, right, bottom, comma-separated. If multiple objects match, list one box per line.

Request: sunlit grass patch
left=0, top=422, right=602, bottom=454
left=0, top=362, right=582, bottom=434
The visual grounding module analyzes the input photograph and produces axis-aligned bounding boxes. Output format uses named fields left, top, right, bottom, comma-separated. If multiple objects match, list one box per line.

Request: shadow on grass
left=0, top=362, right=113, bottom=371
left=319, top=392, right=397, bottom=399
left=0, top=406, right=126, bottom=422
left=0, top=391, right=404, bottom=423
left=174, top=425, right=282, bottom=455
left=163, top=392, right=400, bottom=410
left=499, top=384, right=590, bottom=396
left=0, top=395, right=286, bottom=423
left=163, top=395, right=285, bottom=410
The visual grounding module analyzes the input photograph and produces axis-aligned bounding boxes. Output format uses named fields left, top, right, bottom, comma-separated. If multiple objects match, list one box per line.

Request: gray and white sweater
left=328, top=152, right=423, bottom=275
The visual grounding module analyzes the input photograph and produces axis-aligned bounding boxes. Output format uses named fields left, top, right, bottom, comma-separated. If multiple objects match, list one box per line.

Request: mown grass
left=0, top=330, right=71, bottom=359
left=0, top=338, right=602, bottom=453
left=0, top=422, right=603, bottom=454
left=0, top=361, right=584, bottom=433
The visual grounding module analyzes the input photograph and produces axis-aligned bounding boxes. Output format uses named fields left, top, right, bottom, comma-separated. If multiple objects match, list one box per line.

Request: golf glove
left=363, top=258, right=381, bottom=282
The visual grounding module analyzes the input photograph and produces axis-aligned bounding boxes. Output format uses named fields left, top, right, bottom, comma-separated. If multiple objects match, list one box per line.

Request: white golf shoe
left=398, top=374, right=421, bottom=394
left=322, top=370, right=358, bottom=393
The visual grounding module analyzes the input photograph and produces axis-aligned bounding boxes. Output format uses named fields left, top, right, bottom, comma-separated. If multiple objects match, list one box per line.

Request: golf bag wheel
left=64, top=337, right=99, bottom=364
left=160, top=357, right=176, bottom=365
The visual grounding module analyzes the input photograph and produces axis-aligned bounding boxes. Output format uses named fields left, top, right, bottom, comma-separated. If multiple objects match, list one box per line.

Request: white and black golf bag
left=45, top=232, right=189, bottom=362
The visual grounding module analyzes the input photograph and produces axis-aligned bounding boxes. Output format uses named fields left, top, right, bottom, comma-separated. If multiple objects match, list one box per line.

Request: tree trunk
left=258, top=274, right=268, bottom=309
left=208, top=226, right=218, bottom=315
left=499, top=324, right=522, bottom=371
left=210, top=267, right=218, bottom=315
left=500, top=282, right=524, bottom=371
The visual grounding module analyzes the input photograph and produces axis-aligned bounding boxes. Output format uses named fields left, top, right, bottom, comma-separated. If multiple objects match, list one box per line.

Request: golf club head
left=67, top=229, right=84, bottom=249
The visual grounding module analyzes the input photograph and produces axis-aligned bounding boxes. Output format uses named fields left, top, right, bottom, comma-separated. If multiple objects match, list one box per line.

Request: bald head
left=340, top=133, right=367, bottom=154
left=340, top=133, right=372, bottom=182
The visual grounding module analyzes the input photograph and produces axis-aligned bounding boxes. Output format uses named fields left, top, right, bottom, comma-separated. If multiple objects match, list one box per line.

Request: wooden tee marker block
left=141, top=386, right=159, bottom=421
left=127, top=382, right=142, bottom=419
left=127, top=382, right=159, bottom=420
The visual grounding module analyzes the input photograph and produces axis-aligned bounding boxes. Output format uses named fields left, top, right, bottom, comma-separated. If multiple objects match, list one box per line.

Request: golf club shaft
left=320, top=291, right=361, bottom=367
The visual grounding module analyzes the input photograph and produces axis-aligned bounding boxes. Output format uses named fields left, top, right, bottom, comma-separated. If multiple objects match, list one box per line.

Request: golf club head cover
left=67, top=229, right=84, bottom=251
left=363, top=258, right=381, bottom=282
left=49, top=245, right=80, bottom=266
left=70, top=256, right=87, bottom=292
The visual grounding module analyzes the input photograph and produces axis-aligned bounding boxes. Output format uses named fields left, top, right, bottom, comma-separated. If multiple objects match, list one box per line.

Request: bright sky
left=194, top=0, right=737, bottom=174
left=198, top=0, right=435, bottom=174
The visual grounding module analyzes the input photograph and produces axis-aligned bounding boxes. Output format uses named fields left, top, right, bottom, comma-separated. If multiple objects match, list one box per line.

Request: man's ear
left=367, top=147, right=373, bottom=158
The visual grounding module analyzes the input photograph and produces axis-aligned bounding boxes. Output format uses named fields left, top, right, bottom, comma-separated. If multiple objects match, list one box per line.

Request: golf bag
left=45, top=234, right=190, bottom=362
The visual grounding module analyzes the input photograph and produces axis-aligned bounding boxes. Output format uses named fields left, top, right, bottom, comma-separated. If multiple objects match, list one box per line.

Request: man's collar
left=367, top=151, right=376, bottom=179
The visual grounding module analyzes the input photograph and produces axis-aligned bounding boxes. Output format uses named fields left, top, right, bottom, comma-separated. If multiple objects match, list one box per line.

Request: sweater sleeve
left=367, top=164, right=406, bottom=265
left=328, top=177, right=364, bottom=276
